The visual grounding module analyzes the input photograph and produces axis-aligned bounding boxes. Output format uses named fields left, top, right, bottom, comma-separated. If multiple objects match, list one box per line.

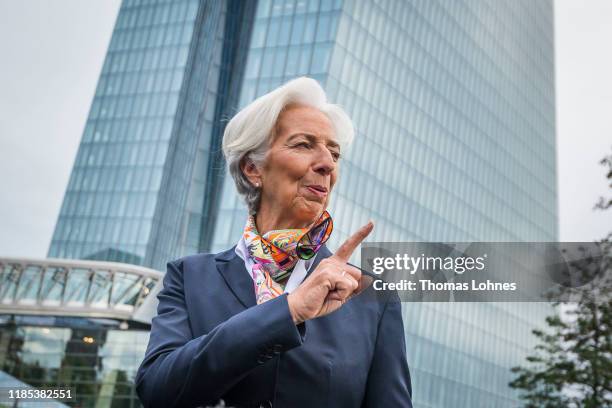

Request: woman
left=136, top=77, right=412, bottom=408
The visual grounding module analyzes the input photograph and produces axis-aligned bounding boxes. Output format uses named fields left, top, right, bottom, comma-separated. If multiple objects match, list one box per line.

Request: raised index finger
left=334, top=221, right=374, bottom=262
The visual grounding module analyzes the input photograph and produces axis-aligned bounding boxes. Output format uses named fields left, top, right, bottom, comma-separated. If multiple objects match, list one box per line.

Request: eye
left=330, top=151, right=341, bottom=161
left=293, top=141, right=311, bottom=148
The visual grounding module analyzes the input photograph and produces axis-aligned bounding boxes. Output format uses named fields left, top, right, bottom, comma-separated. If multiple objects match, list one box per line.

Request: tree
left=509, top=147, right=612, bottom=407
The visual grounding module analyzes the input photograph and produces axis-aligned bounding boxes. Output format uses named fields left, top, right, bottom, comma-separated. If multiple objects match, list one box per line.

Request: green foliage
left=509, top=147, right=612, bottom=407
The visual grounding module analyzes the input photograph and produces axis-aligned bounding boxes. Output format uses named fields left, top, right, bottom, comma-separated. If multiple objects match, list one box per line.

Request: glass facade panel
left=88, top=271, right=113, bottom=308
left=110, top=272, right=141, bottom=309
left=0, top=317, right=149, bottom=408
left=15, top=266, right=42, bottom=305
left=64, top=268, right=91, bottom=306
left=40, top=267, right=67, bottom=307
left=0, top=265, right=19, bottom=304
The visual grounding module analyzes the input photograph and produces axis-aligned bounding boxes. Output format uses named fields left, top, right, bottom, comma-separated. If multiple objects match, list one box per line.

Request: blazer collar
left=215, top=244, right=333, bottom=309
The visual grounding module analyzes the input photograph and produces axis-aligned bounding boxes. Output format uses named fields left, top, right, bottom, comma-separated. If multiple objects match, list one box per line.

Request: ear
left=240, top=156, right=262, bottom=186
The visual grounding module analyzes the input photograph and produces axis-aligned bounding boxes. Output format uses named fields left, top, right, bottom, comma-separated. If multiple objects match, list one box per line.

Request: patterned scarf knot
left=242, top=210, right=333, bottom=304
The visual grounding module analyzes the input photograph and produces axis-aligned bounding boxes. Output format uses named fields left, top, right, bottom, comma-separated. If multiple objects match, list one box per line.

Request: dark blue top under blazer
left=136, top=244, right=413, bottom=408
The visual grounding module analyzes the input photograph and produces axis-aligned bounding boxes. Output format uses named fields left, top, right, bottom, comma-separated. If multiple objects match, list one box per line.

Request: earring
left=254, top=182, right=259, bottom=188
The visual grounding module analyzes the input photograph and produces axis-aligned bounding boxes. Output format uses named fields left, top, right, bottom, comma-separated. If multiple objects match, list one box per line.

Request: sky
left=0, top=0, right=610, bottom=259
left=554, top=0, right=612, bottom=241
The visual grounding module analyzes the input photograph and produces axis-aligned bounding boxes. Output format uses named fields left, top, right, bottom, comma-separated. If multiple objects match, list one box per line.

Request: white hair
left=222, top=77, right=355, bottom=214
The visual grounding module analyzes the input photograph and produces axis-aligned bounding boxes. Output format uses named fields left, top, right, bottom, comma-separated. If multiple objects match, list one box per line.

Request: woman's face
left=245, top=104, right=340, bottom=229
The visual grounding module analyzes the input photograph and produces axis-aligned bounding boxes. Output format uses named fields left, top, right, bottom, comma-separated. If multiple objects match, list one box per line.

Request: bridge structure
left=0, top=257, right=163, bottom=325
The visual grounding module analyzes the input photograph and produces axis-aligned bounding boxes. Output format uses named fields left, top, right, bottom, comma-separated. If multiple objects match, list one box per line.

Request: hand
left=287, top=221, right=374, bottom=324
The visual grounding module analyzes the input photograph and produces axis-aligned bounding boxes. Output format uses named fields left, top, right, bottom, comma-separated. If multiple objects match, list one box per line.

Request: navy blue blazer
left=136, top=245, right=412, bottom=408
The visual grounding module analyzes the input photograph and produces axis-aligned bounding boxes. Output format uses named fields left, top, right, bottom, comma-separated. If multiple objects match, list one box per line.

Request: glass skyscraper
left=48, top=0, right=258, bottom=269
left=47, top=0, right=557, bottom=406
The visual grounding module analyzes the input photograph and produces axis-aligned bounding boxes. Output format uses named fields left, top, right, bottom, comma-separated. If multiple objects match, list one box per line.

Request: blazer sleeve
left=361, top=297, right=413, bottom=408
left=135, top=258, right=305, bottom=408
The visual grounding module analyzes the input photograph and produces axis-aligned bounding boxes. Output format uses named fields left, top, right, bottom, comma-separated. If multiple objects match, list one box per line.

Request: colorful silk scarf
left=243, top=210, right=333, bottom=304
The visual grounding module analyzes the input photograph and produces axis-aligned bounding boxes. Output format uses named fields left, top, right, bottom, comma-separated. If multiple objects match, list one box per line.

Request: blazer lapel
left=215, top=246, right=256, bottom=309
left=215, top=244, right=334, bottom=309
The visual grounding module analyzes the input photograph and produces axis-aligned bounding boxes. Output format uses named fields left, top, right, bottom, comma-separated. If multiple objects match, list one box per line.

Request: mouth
left=305, top=184, right=328, bottom=198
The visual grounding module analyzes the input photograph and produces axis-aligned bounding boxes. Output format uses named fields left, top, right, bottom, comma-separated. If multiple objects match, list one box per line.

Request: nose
left=312, top=146, right=336, bottom=176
